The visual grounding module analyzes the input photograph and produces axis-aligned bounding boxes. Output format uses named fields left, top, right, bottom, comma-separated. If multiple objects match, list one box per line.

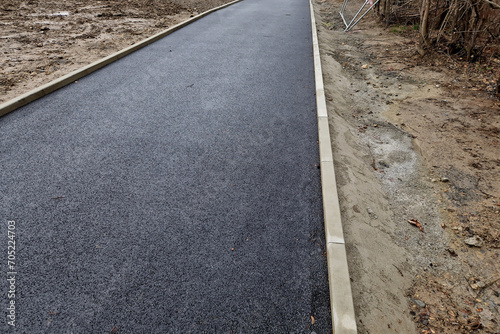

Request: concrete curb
left=0, top=0, right=242, bottom=118
left=309, top=1, right=358, bottom=333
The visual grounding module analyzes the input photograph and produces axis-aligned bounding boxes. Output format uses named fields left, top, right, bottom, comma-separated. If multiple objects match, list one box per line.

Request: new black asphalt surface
left=0, top=0, right=331, bottom=332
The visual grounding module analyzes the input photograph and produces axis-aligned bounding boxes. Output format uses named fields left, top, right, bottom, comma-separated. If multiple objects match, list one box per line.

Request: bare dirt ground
left=313, top=0, right=499, bottom=333
left=0, top=0, right=232, bottom=104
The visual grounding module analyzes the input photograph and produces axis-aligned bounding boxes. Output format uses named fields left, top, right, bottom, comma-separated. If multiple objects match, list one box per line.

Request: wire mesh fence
left=340, top=0, right=380, bottom=31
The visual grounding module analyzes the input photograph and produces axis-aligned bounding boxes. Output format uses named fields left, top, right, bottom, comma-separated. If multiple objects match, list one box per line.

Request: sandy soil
left=313, top=0, right=499, bottom=333
left=0, top=0, right=233, bottom=104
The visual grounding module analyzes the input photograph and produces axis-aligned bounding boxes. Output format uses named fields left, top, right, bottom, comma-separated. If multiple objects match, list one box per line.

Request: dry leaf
left=408, top=219, right=424, bottom=233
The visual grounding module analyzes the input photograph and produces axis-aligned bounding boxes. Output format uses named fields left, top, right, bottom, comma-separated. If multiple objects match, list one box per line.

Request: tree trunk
left=384, top=0, right=392, bottom=25
left=418, top=0, right=432, bottom=55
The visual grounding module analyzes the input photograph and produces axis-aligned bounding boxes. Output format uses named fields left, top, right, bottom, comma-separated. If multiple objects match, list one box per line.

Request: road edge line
left=309, top=1, right=358, bottom=333
left=0, top=0, right=242, bottom=118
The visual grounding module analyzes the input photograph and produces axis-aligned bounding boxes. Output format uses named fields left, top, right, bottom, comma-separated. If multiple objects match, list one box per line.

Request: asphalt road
left=0, top=0, right=331, bottom=332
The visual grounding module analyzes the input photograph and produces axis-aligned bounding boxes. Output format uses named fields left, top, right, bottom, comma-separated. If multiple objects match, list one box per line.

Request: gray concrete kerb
left=309, top=1, right=358, bottom=333
left=0, top=0, right=242, bottom=118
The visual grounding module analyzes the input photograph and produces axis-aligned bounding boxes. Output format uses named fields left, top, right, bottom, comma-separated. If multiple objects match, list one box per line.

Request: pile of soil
left=314, top=0, right=499, bottom=333
left=0, top=0, right=232, bottom=104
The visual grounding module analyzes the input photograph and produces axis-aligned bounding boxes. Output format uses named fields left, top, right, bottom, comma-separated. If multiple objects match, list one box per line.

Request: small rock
left=436, top=84, right=440, bottom=88
left=441, top=177, right=449, bottom=182
left=431, top=178, right=437, bottom=182
left=412, top=299, right=426, bottom=308
left=52, top=11, right=69, bottom=16
left=378, top=160, right=389, bottom=168
left=361, top=64, right=368, bottom=69
left=464, top=235, right=483, bottom=247
left=366, top=207, right=378, bottom=219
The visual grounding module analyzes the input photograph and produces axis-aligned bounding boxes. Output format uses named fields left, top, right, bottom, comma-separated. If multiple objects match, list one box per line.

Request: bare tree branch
left=481, top=0, right=500, bottom=9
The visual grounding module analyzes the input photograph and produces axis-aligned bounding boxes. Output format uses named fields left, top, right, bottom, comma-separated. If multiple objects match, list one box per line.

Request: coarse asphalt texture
left=0, top=0, right=331, bottom=332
